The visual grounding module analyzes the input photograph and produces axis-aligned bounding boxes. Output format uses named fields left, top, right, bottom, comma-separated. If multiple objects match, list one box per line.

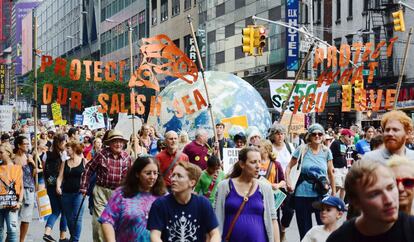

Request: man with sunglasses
left=327, top=159, right=414, bottom=242
left=330, top=129, right=354, bottom=200
left=363, top=110, right=414, bottom=164
left=388, top=155, right=414, bottom=215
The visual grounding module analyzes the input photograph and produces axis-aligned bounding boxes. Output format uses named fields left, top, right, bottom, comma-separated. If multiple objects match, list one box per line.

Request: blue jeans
left=62, top=192, right=85, bottom=242
left=0, top=209, right=18, bottom=242
left=294, top=196, right=323, bottom=240
left=46, top=187, right=67, bottom=232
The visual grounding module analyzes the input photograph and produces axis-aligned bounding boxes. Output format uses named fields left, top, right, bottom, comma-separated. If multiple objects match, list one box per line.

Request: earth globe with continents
left=147, top=71, right=272, bottom=138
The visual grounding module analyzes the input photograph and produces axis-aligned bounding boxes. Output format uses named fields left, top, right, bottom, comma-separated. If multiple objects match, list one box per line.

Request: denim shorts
left=19, top=188, right=35, bottom=223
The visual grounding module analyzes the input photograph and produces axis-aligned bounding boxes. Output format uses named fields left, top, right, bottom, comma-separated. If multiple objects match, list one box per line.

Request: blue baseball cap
left=312, top=196, right=347, bottom=212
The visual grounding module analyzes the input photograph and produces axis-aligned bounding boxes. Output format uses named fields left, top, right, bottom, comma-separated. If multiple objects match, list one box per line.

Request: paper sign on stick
left=83, top=106, right=105, bottom=130
left=222, top=148, right=241, bottom=175
left=36, top=189, right=52, bottom=218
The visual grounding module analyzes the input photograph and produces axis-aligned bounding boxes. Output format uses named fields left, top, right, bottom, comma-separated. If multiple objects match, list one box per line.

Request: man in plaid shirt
left=80, top=130, right=132, bottom=242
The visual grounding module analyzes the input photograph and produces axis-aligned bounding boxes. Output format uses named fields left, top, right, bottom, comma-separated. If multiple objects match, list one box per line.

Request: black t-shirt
left=330, top=139, right=347, bottom=168
left=327, top=212, right=414, bottom=242
left=147, top=193, right=219, bottom=242
left=207, top=137, right=235, bottom=159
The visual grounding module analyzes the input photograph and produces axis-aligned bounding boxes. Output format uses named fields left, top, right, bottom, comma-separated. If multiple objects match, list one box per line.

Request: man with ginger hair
left=327, top=159, right=414, bottom=242
left=363, top=110, right=414, bottom=164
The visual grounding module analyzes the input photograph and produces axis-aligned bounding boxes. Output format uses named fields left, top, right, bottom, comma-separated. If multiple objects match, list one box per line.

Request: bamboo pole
left=128, top=21, right=136, bottom=139
left=187, top=15, right=220, bottom=159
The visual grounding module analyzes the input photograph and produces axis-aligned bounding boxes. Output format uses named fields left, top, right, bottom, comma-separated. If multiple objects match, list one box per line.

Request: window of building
left=172, top=0, right=180, bottom=16
left=216, top=51, right=225, bottom=64
left=216, top=3, right=225, bottom=18
left=161, top=0, right=168, bottom=22
left=138, top=10, right=146, bottom=39
left=207, top=30, right=216, bottom=43
left=336, top=0, right=341, bottom=21
left=269, top=6, right=281, bottom=21
left=316, top=0, right=321, bottom=23
left=173, top=38, right=180, bottom=49
left=185, top=0, right=191, bottom=10
left=348, top=0, right=353, bottom=18
left=363, top=0, right=368, bottom=12
left=225, top=23, right=235, bottom=38
left=235, top=0, right=245, bottom=9
left=152, top=0, right=157, bottom=25
left=235, top=46, right=244, bottom=60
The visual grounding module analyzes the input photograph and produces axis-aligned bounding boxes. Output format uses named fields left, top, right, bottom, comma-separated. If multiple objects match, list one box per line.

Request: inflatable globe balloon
left=147, top=71, right=272, bottom=138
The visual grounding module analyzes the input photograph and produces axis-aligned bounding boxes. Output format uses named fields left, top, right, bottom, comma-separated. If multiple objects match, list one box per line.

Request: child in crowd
left=301, top=196, right=346, bottom=242
left=194, top=155, right=225, bottom=205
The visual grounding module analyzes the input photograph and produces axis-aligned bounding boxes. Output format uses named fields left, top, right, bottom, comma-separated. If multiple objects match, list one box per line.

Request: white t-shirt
left=301, top=225, right=332, bottom=242
left=272, top=143, right=292, bottom=172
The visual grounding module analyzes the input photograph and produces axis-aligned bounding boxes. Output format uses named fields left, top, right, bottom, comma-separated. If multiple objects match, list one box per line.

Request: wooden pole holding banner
left=394, top=27, right=413, bottom=109
left=187, top=15, right=220, bottom=160
left=128, top=21, right=136, bottom=139
left=33, top=16, right=39, bottom=189
left=279, top=42, right=316, bottom=122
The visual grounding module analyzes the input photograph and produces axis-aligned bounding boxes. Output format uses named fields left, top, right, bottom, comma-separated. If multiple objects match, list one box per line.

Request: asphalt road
left=25, top=206, right=346, bottom=242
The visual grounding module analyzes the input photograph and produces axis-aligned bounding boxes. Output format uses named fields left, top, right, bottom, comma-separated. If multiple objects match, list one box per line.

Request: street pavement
left=27, top=207, right=93, bottom=242
left=25, top=207, right=345, bottom=242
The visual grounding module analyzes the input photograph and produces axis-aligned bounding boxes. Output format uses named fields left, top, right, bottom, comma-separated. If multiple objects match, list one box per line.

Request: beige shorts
left=334, top=167, right=348, bottom=189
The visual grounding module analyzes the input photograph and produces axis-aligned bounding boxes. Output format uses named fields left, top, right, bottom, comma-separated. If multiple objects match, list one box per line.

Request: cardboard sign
left=36, top=189, right=52, bottom=218
left=222, top=148, right=241, bottom=175
left=221, top=115, right=248, bottom=138
left=114, top=115, right=142, bottom=140
left=280, top=113, right=305, bottom=133
left=0, top=106, right=14, bottom=132
left=82, top=106, right=105, bottom=130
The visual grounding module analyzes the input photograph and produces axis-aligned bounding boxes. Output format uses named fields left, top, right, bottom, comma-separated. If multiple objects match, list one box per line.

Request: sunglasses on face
left=311, top=133, right=324, bottom=137
left=396, top=178, right=414, bottom=189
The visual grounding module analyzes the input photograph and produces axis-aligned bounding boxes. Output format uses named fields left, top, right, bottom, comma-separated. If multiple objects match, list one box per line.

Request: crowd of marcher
left=0, top=109, right=413, bottom=241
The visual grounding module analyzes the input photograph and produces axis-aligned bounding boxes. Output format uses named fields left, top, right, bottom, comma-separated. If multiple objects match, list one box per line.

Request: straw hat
left=104, top=130, right=128, bottom=144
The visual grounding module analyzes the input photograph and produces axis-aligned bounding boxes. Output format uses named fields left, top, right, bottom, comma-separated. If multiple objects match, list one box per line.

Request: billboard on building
left=0, top=1, right=3, bottom=42
left=13, top=2, right=41, bottom=75
left=0, top=65, right=5, bottom=94
left=286, top=0, right=299, bottom=71
left=21, top=10, right=33, bottom=75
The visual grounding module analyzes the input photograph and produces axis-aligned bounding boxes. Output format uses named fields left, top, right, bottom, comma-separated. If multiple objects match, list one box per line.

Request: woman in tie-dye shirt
left=99, top=156, right=166, bottom=241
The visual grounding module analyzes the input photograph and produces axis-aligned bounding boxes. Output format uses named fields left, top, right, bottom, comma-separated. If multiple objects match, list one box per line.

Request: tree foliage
left=22, top=58, right=131, bottom=112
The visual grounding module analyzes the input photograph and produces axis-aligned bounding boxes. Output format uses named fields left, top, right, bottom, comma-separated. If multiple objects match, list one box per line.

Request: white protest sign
left=222, top=148, right=241, bottom=175
left=82, top=106, right=105, bottom=130
left=115, top=115, right=142, bottom=140
left=0, top=105, right=13, bottom=132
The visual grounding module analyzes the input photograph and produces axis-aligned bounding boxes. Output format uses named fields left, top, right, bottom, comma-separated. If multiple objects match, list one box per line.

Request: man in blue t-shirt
left=147, top=162, right=220, bottom=242
left=355, top=126, right=375, bottom=156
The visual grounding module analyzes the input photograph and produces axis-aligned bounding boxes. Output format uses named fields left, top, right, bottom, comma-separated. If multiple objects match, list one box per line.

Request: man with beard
left=363, top=110, right=414, bottom=164
left=327, top=160, right=414, bottom=242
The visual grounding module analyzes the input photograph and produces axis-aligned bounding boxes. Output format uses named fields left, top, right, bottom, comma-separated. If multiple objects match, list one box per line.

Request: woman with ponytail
left=215, top=147, right=280, bottom=242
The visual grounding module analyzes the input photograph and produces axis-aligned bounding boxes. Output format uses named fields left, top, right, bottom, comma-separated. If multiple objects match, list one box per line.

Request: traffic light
left=254, top=26, right=266, bottom=56
left=392, top=10, right=405, bottom=32
left=242, top=26, right=254, bottom=55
